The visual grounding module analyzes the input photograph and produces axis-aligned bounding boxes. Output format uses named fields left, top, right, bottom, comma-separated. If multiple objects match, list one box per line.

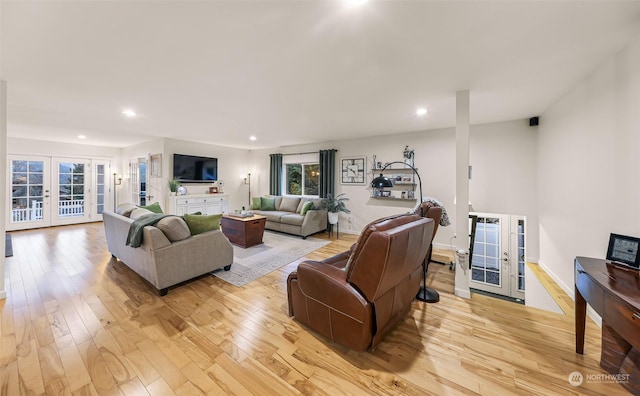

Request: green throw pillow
left=251, top=197, right=261, bottom=210
left=300, top=201, right=314, bottom=215
left=140, top=202, right=163, bottom=214
left=260, top=197, right=276, bottom=211
left=183, top=213, right=222, bottom=235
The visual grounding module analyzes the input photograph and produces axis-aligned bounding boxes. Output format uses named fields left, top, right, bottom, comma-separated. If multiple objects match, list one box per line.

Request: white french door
left=7, top=155, right=112, bottom=230
left=8, top=156, right=51, bottom=230
left=469, top=213, right=526, bottom=301
left=52, top=158, right=91, bottom=226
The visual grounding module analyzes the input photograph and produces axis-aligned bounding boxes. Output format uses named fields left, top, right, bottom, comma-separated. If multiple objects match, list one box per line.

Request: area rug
left=213, top=231, right=330, bottom=287
left=5, top=234, right=12, bottom=257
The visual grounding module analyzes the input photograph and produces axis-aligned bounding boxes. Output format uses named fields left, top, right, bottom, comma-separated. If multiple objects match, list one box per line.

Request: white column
left=455, top=89, right=471, bottom=299
left=0, top=80, right=7, bottom=299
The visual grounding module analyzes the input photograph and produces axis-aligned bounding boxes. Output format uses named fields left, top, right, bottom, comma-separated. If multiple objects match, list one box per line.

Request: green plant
left=168, top=178, right=180, bottom=193
left=320, top=193, right=351, bottom=214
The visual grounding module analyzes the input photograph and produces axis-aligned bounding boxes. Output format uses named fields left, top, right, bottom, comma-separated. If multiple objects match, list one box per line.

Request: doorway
left=8, top=155, right=112, bottom=230
left=127, top=156, right=161, bottom=208
left=469, top=213, right=526, bottom=301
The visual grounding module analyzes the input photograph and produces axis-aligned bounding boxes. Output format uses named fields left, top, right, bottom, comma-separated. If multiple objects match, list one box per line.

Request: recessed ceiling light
left=345, top=0, right=368, bottom=7
left=249, top=136, right=257, bottom=141
left=416, top=108, right=428, bottom=116
left=122, top=109, right=137, bottom=117
left=77, top=135, right=87, bottom=139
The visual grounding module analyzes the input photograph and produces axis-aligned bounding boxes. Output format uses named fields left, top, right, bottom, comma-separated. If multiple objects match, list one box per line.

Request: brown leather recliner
left=287, top=213, right=435, bottom=351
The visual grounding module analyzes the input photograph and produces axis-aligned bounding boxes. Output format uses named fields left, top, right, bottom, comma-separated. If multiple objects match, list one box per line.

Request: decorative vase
left=328, top=212, right=339, bottom=225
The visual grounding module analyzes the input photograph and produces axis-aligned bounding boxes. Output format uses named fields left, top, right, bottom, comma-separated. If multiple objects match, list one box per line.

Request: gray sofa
left=103, top=208, right=233, bottom=295
left=252, top=196, right=327, bottom=239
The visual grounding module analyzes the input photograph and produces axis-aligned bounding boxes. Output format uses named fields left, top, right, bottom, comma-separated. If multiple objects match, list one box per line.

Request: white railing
left=58, top=199, right=85, bottom=217
left=12, top=200, right=44, bottom=222
left=11, top=199, right=85, bottom=222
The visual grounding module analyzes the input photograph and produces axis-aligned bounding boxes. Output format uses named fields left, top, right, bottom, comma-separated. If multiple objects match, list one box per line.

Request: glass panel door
left=7, top=156, right=51, bottom=230
left=52, top=158, right=91, bottom=226
left=92, top=161, right=110, bottom=221
left=7, top=156, right=110, bottom=230
left=470, top=212, right=526, bottom=301
left=470, top=215, right=507, bottom=294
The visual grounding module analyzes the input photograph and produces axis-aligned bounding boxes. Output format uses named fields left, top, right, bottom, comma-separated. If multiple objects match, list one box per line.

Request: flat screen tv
left=173, top=153, right=218, bottom=183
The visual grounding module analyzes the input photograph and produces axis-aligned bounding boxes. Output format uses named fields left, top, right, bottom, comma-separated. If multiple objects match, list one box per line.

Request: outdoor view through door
left=8, top=155, right=111, bottom=230
left=469, top=213, right=525, bottom=301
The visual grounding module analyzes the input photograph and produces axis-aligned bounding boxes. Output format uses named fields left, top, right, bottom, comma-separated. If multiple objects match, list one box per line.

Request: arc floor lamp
left=371, top=161, right=440, bottom=303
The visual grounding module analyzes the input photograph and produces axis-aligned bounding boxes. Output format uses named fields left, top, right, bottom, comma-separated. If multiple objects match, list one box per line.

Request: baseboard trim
left=455, top=287, right=471, bottom=299
left=538, top=259, right=602, bottom=327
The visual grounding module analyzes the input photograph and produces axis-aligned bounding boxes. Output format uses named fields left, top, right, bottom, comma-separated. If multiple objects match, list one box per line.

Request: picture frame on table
left=209, top=186, right=219, bottom=194
left=341, top=157, right=366, bottom=184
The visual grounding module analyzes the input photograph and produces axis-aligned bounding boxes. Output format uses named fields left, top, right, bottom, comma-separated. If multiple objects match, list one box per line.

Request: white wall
left=250, top=119, right=539, bottom=259
left=537, top=29, right=640, bottom=295
left=9, top=137, right=121, bottom=159
left=163, top=138, right=251, bottom=213
left=470, top=120, right=539, bottom=261
left=119, top=138, right=251, bottom=212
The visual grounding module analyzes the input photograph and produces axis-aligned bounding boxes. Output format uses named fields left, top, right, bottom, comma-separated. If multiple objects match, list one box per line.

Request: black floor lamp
left=371, top=161, right=440, bottom=303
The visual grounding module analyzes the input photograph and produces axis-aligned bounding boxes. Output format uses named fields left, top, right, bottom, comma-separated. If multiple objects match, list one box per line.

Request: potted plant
left=168, top=178, right=180, bottom=195
left=321, top=193, right=350, bottom=224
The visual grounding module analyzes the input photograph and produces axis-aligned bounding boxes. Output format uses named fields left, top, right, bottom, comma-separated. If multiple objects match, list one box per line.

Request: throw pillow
left=156, top=216, right=191, bottom=242
left=183, top=213, right=222, bottom=235
left=129, top=208, right=154, bottom=220
left=140, top=202, right=163, bottom=214
left=260, top=197, right=276, bottom=211
left=280, top=197, right=301, bottom=212
left=116, top=203, right=137, bottom=217
left=251, top=197, right=261, bottom=210
left=300, top=201, right=314, bottom=215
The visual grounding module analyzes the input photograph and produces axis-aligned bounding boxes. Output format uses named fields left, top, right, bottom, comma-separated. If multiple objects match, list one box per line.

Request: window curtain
left=269, top=153, right=283, bottom=195
left=319, top=149, right=337, bottom=198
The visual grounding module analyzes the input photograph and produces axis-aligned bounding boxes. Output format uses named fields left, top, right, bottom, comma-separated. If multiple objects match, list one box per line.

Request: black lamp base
left=416, top=286, right=440, bottom=303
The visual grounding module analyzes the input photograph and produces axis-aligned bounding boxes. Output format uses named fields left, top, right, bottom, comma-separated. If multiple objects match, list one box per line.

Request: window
left=285, top=163, right=319, bottom=196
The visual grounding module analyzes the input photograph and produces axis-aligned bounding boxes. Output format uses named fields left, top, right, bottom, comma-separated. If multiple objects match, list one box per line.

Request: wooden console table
left=575, top=256, right=640, bottom=393
left=221, top=214, right=267, bottom=248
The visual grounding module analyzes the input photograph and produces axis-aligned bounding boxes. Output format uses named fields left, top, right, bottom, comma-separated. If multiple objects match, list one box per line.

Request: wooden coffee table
left=221, top=214, right=267, bottom=248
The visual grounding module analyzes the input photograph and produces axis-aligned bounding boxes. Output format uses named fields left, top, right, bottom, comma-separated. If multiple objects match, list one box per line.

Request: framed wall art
left=341, top=157, right=366, bottom=184
left=150, top=153, right=162, bottom=177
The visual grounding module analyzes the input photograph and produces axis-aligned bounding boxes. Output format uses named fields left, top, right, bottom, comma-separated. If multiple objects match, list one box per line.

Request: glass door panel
left=470, top=212, right=526, bottom=301
left=52, top=158, right=91, bottom=225
left=93, top=161, right=109, bottom=220
left=7, top=156, right=51, bottom=230
left=471, top=216, right=505, bottom=292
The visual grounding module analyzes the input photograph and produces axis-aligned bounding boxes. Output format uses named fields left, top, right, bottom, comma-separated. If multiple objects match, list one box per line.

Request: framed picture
left=209, top=186, right=219, bottom=194
left=606, top=233, right=640, bottom=269
left=150, top=153, right=162, bottom=177
left=341, top=157, right=366, bottom=184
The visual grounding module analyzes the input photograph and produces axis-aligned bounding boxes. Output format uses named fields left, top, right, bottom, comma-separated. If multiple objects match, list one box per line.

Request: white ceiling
left=2, top=1, right=640, bottom=150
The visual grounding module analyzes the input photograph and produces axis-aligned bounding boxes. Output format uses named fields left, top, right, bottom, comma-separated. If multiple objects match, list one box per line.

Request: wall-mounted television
left=173, top=153, right=218, bottom=183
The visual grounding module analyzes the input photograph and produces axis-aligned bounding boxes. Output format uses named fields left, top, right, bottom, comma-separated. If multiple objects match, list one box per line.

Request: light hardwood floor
left=0, top=223, right=629, bottom=395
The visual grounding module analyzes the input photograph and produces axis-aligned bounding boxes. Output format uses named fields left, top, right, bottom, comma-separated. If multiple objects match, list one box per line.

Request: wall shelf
left=370, top=197, right=417, bottom=202
left=370, top=160, right=417, bottom=201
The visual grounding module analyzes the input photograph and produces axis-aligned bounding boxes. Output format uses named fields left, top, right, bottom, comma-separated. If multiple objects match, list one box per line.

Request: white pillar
left=454, top=89, right=471, bottom=299
left=0, top=80, right=7, bottom=299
